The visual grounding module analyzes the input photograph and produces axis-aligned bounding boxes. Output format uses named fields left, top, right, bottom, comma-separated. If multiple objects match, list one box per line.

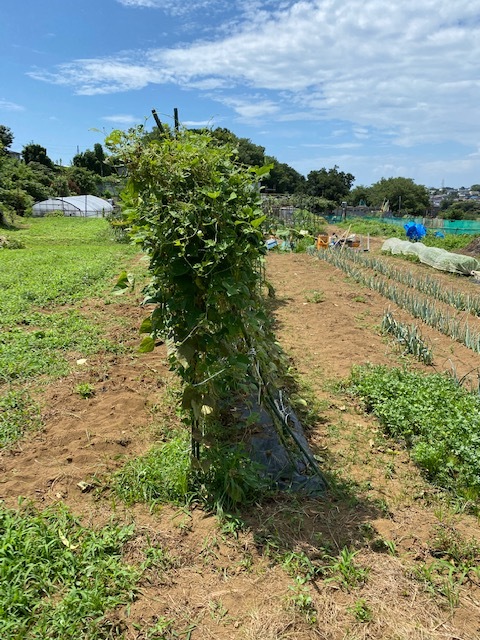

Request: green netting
left=382, top=238, right=479, bottom=275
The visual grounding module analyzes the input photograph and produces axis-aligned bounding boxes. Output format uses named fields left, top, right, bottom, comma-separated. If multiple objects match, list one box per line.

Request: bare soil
left=2, top=235, right=480, bottom=639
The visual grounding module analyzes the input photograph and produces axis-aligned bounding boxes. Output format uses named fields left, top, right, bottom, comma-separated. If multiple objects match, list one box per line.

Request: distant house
left=32, top=195, right=113, bottom=218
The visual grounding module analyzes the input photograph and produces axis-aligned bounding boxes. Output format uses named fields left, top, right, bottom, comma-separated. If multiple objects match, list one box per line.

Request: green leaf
left=182, top=385, right=202, bottom=411
left=138, top=336, right=155, bottom=353
left=251, top=215, right=266, bottom=229
left=176, top=342, right=195, bottom=368
left=112, top=271, right=135, bottom=295
left=139, top=316, right=152, bottom=334
left=105, top=129, right=123, bottom=146
left=254, top=163, right=274, bottom=177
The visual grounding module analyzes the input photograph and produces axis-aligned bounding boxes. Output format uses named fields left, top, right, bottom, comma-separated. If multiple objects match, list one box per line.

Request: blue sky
left=1, top=0, right=480, bottom=188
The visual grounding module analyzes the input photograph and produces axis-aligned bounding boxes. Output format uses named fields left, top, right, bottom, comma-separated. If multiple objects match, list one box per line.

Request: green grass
left=348, top=365, right=480, bottom=500
left=422, top=233, right=473, bottom=251
left=0, top=217, right=139, bottom=445
left=0, top=218, right=136, bottom=329
left=0, top=310, right=122, bottom=383
left=112, top=430, right=270, bottom=513
left=0, top=389, right=41, bottom=447
left=113, top=431, right=191, bottom=506
left=336, top=219, right=402, bottom=237
left=0, top=501, right=139, bottom=640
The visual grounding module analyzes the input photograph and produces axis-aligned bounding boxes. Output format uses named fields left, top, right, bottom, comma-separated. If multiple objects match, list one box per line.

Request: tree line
left=0, top=124, right=122, bottom=222
left=0, top=121, right=465, bottom=223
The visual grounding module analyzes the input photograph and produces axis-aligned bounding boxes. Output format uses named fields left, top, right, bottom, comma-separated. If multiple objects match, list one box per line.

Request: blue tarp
left=404, top=221, right=427, bottom=241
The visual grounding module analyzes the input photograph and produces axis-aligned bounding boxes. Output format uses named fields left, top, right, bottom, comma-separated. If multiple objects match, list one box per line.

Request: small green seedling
left=75, top=382, right=95, bottom=399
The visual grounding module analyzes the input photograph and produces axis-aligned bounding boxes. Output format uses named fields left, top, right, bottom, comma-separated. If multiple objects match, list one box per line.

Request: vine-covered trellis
left=107, top=124, right=326, bottom=495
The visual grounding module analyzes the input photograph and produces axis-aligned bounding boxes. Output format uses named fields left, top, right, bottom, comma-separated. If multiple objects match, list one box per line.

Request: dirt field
left=2, top=237, right=480, bottom=639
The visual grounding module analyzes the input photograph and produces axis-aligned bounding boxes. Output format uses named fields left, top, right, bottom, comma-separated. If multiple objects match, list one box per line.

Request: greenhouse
left=32, top=195, right=113, bottom=218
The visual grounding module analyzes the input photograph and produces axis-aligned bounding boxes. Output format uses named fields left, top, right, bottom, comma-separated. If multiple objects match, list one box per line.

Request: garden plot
left=2, top=220, right=480, bottom=639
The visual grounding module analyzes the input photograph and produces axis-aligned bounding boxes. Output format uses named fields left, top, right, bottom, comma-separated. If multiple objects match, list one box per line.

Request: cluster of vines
left=107, top=126, right=323, bottom=490
left=314, top=248, right=480, bottom=354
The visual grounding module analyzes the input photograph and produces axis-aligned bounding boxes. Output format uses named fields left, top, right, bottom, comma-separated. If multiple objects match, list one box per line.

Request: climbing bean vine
left=107, top=126, right=282, bottom=446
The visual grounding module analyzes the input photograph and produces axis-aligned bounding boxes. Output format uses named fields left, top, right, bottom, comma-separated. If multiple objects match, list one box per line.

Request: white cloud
left=102, top=114, right=140, bottom=124
left=116, top=0, right=232, bottom=16
left=28, top=55, right=174, bottom=95
left=29, top=0, right=480, bottom=148
left=0, top=99, right=25, bottom=111
left=220, top=96, right=280, bottom=121
left=182, top=119, right=214, bottom=126
left=302, top=142, right=363, bottom=149
left=117, top=0, right=161, bottom=6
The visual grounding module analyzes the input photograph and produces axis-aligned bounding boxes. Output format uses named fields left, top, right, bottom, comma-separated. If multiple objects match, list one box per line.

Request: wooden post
left=151, top=109, right=165, bottom=134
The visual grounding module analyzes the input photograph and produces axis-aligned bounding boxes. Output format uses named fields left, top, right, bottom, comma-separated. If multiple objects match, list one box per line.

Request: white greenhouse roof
left=32, top=195, right=113, bottom=218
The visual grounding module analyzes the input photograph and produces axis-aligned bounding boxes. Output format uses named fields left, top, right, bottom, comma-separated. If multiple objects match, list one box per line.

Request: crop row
left=315, top=249, right=480, bottom=355
left=328, top=248, right=480, bottom=316
left=381, top=310, right=433, bottom=365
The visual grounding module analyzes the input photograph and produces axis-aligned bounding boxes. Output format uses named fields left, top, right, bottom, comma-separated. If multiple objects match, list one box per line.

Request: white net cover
left=381, top=238, right=479, bottom=275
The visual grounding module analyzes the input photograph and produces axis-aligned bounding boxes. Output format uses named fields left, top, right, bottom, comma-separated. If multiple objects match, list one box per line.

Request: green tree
left=22, top=143, right=54, bottom=169
left=348, top=185, right=372, bottom=207
left=304, top=165, right=355, bottom=203
left=72, top=143, right=112, bottom=176
left=207, top=128, right=265, bottom=167
left=0, top=125, right=14, bottom=152
left=23, top=161, right=56, bottom=186
left=51, top=173, right=71, bottom=197
left=442, top=200, right=480, bottom=220
left=0, top=186, right=34, bottom=216
left=262, top=156, right=305, bottom=194
left=369, top=177, right=430, bottom=215
left=66, top=166, right=100, bottom=195
left=0, top=155, right=56, bottom=208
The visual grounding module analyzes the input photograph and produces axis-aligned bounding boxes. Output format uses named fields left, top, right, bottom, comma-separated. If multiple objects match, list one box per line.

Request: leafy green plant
left=0, top=501, right=138, bottom=640
left=280, top=550, right=319, bottom=581
left=304, top=289, right=325, bottom=303
left=323, top=547, right=369, bottom=590
left=105, top=124, right=326, bottom=508
left=0, top=235, right=25, bottom=249
left=75, top=382, right=95, bottom=399
left=287, top=576, right=317, bottom=624
left=193, top=443, right=271, bottom=513
left=347, top=598, right=373, bottom=622
left=107, top=126, right=277, bottom=435
left=44, top=209, right=65, bottom=218
left=348, top=364, right=480, bottom=500
left=411, top=559, right=467, bottom=609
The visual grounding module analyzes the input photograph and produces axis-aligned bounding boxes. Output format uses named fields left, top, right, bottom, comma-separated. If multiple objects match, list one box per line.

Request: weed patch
left=113, top=431, right=191, bottom=506
left=0, top=501, right=138, bottom=639
left=0, top=310, right=121, bottom=382
left=0, top=389, right=41, bottom=447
